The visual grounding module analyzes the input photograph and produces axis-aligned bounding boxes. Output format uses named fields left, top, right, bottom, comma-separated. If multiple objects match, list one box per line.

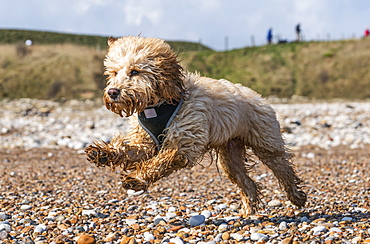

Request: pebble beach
left=1, top=99, right=370, bottom=243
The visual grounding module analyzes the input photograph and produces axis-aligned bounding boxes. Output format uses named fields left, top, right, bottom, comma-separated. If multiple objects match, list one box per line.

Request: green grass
left=1, top=29, right=370, bottom=100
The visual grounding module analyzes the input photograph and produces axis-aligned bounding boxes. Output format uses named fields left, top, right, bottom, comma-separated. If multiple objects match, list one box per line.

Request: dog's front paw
left=121, top=175, right=148, bottom=191
left=85, top=143, right=118, bottom=168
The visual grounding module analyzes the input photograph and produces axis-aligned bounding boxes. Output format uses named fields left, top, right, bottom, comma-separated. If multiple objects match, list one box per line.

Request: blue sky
left=1, top=0, right=369, bottom=50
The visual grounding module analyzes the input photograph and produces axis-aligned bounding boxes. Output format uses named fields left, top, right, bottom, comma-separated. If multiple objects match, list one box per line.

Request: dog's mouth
left=104, top=88, right=156, bottom=117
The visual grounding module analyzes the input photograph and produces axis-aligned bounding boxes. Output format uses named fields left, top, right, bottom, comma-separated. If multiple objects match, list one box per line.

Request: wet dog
left=85, top=36, right=306, bottom=215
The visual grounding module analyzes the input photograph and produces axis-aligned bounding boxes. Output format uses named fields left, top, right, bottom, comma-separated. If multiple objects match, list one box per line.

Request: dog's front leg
left=85, top=127, right=156, bottom=171
left=120, top=148, right=189, bottom=191
left=85, top=141, right=153, bottom=171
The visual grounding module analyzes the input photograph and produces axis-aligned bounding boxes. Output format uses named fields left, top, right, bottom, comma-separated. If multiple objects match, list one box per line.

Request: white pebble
left=82, top=210, right=96, bottom=216
left=125, top=219, right=137, bottom=225
left=169, top=236, right=184, bottom=244
left=34, top=224, right=47, bottom=233
left=201, top=210, right=212, bottom=219
left=216, top=204, right=227, bottom=210
left=143, top=232, right=154, bottom=241
left=230, top=233, right=243, bottom=241
left=329, top=227, right=342, bottom=233
left=127, top=189, right=144, bottom=196
left=0, top=224, right=11, bottom=232
left=166, top=212, right=177, bottom=218
left=167, top=206, right=177, bottom=213
left=312, top=225, right=327, bottom=235
left=250, top=232, right=267, bottom=241
left=217, top=223, right=228, bottom=232
left=279, top=221, right=288, bottom=230
left=20, top=205, right=32, bottom=210
left=268, top=200, right=282, bottom=207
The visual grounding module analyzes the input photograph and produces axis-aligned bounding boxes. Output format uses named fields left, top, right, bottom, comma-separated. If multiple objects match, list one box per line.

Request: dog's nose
left=108, top=88, right=120, bottom=99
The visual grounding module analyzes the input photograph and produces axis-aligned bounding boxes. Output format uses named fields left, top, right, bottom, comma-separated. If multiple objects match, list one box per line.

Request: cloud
left=123, top=0, right=163, bottom=26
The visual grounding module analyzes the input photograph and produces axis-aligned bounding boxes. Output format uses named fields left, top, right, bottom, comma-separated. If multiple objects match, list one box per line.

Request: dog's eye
left=130, top=70, right=139, bottom=76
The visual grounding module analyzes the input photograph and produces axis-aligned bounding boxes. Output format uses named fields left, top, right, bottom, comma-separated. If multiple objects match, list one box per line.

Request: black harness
left=138, top=99, right=183, bottom=149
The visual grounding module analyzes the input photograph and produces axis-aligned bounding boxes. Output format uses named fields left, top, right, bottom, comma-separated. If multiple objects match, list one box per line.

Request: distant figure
left=296, top=24, right=301, bottom=41
left=364, top=27, right=370, bottom=38
left=267, top=28, right=273, bottom=44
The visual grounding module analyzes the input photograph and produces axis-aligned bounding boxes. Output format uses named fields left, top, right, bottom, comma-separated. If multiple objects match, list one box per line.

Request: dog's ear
left=108, top=37, right=118, bottom=46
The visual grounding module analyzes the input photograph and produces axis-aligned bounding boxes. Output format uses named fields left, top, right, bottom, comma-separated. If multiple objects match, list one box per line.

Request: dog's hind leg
left=253, top=147, right=307, bottom=208
left=217, top=138, right=261, bottom=216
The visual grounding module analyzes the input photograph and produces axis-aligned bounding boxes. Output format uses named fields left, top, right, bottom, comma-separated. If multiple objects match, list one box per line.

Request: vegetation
left=0, top=29, right=211, bottom=52
left=1, top=29, right=369, bottom=100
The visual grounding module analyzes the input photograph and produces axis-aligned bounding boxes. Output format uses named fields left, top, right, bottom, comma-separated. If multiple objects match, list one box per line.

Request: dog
left=85, top=36, right=306, bottom=215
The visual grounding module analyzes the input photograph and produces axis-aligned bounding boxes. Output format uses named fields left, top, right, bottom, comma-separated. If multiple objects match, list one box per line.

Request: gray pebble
left=300, top=216, right=309, bottom=222
left=153, top=218, right=166, bottom=226
left=0, top=213, right=11, bottom=220
left=189, top=215, right=205, bottom=227
left=0, top=230, right=8, bottom=240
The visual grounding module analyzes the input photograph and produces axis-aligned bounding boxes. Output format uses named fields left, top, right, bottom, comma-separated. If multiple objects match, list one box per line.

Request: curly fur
left=85, top=36, right=306, bottom=215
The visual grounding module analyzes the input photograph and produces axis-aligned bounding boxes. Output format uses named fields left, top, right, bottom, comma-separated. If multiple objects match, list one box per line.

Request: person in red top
left=364, top=27, right=370, bottom=38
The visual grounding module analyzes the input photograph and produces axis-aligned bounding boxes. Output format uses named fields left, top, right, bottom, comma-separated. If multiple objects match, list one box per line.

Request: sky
left=1, top=0, right=369, bottom=51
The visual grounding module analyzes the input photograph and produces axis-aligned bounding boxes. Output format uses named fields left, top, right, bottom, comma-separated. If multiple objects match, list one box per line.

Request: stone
left=268, top=200, right=282, bottom=207
left=20, top=205, right=32, bottom=210
left=34, top=224, right=47, bottom=233
left=0, top=224, right=11, bottom=232
left=279, top=221, right=288, bottom=230
left=250, top=232, right=267, bottom=241
left=189, top=215, right=205, bottom=227
left=82, top=210, right=96, bottom=216
left=218, top=223, right=228, bottom=232
left=77, top=234, right=96, bottom=244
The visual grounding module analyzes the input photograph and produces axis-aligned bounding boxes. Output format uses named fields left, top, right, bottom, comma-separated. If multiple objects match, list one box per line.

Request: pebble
left=169, top=236, right=184, bottom=244
left=189, top=215, right=205, bottom=226
left=20, top=205, right=32, bottom=210
left=268, top=199, right=282, bottom=207
left=201, top=210, right=212, bottom=219
left=0, top=224, right=11, bottom=232
left=0, top=213, right=11, bottom=220
left=279, top=221, right=288, bottom=230
left=81, top=210, right=96, bottom=216
left=312, top=225, right=327, bottom=235
left=34, top=224, right=47, bottom=233
left=77, top=234, right=96, bottom=244
left=127, top=189, right=145, bottom=196
left=218, top=223, right=228, bottom=232
left=250, top=232, right=268, bottom=241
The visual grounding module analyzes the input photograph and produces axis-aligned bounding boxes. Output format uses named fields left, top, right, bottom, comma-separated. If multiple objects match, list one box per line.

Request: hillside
left=181, top=39, right=370, bottom=99
left=0, top=29, right=212, bottom=52
left=0, top=29, right=369, bottom=100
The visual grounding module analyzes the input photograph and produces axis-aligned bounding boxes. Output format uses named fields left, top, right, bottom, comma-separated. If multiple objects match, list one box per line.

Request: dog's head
left=103, top=36, right=185, bottom=117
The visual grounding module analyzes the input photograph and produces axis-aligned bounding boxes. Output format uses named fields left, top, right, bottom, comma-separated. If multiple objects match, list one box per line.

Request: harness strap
left=138, top=99, right=183, bottom=149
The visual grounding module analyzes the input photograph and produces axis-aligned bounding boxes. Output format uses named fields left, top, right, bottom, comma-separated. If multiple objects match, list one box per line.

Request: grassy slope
left=0, top=29, right=369, bottom=100
left=181, top=39, right=370, bottom=99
